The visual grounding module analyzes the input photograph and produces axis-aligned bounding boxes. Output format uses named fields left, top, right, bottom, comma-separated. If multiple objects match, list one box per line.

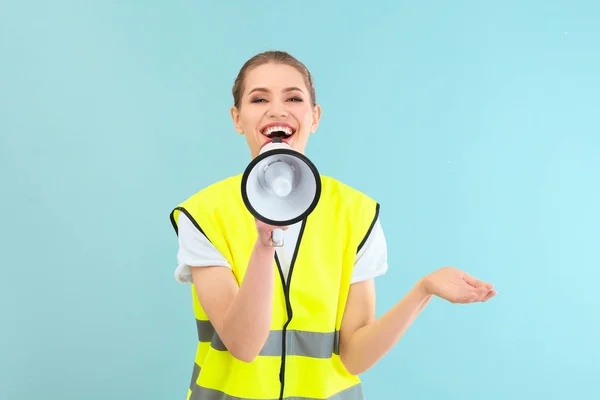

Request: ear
left=230, top=106, right=244, bottom=134
left=310, top=104, right=322, bottom=133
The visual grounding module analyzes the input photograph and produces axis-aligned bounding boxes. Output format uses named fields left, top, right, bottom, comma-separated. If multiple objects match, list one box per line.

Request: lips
left=260, top=122, right=296, bottom=141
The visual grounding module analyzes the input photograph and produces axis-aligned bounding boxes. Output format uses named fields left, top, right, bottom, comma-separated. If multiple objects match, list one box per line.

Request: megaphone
left=241, top=137, right=321, bottom=247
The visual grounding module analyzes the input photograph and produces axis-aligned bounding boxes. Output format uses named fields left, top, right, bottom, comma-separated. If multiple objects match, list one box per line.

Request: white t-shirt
left=175, top=213, right=389, bottom=284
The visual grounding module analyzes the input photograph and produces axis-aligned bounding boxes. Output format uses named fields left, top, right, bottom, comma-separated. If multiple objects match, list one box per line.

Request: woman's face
left=231, top=62, right=321, bottom=158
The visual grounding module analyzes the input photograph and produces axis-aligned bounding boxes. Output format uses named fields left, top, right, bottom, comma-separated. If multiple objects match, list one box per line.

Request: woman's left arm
left=338, top=267, right=496, bottom=375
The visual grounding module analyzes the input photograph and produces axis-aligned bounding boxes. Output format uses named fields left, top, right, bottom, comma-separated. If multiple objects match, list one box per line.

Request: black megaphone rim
left=241, top=148, right=322, bottom=226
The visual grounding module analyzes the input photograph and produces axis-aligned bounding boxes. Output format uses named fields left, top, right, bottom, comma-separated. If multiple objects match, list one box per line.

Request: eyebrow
left=248, top=87, right=304, bottom=95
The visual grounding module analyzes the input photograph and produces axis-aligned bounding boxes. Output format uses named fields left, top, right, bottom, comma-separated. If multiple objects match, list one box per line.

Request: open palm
left=423, top=266, right=496, bottom=304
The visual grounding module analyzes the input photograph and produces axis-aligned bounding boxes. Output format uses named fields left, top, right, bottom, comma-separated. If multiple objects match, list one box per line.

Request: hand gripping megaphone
left=241, top=137, right=321, bottom=247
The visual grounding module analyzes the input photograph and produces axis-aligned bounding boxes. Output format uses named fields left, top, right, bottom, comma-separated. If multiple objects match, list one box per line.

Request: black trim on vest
left=169, top=206, right=212, bottom=243
left=274, top=218, right=307, bottom=400
left=356, top=202, right=380, bottom=254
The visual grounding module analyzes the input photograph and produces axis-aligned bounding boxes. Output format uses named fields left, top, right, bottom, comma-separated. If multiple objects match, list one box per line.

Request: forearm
left=341, top=280, right=432, bottom=375
left=223, top=241, right=275, bottom=361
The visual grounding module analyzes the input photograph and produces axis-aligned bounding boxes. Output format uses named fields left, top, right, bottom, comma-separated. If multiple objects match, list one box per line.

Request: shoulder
left=320, top=175, right=381, bottom=242
left=320, top=175, right=378, bottom=206
left=170, top=174, right=242, bottom=233
left=321, top=175, right=380, bottom=219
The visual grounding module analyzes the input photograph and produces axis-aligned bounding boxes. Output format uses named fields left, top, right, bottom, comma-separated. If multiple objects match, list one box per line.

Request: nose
left=267, top=98, right=288, bottom=117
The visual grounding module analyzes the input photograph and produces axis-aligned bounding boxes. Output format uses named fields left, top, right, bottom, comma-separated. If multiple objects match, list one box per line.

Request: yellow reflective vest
left=170, top=173, right=380, bottom=400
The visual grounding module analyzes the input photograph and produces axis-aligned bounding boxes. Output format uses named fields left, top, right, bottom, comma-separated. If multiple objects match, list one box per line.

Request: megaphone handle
left=271, top=228, right=284, bottom=247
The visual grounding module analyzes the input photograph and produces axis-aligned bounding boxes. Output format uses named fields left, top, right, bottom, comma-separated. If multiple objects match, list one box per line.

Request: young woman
left=170, top=50, right=496, bottom=400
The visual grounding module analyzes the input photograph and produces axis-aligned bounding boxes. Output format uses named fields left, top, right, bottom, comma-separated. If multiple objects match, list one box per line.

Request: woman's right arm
left=190, top=221, right=283, bottom=363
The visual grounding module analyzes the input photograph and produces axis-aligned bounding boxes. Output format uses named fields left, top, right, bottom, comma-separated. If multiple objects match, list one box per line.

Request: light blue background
left=1, top=1, right=599, bottom=399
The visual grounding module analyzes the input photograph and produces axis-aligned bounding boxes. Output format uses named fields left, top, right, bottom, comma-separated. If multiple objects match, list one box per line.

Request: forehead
left=244, top=63, right=307, bottom=92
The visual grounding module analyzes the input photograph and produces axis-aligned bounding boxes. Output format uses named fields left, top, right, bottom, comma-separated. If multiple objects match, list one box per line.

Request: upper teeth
left=264, top=125, right=293, bottom=136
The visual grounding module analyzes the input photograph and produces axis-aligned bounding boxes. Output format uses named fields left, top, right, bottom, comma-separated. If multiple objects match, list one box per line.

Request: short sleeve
left=175, top=212, right=231, bottom=284
left=351, top=217, right=389, bottom=284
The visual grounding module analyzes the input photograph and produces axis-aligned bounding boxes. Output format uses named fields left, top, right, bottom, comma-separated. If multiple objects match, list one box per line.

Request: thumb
left=462, top=273, right=478, bottom=287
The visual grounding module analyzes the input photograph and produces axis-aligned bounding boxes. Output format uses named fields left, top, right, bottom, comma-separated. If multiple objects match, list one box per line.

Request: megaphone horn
left=241, top=137, right=321, bottom=247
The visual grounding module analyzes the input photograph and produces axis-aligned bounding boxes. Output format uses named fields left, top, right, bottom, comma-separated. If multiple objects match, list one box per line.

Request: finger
left=464, top=274, right=494, bottom=290
left=477, top=282, right=492, bottom=294
left=466, top=285, right=489, bottom=303
left=482, top=289, right=497, bottom=302
left=476, top=289, right=490, bottom=302
left=466, top=290, right=480, bottom=303
left=474, top=289, right=494, bottom=303
left=462, top=273, right=478, bottom=287
left=464, top=277, right=488, bottom=292
left=474, top=279, right=495, bottom=290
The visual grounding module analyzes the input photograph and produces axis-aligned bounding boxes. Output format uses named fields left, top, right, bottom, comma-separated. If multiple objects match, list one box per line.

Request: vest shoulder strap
left=169, top=174, right=380, bottom=255
left=319, top=175, right=381, bottom=252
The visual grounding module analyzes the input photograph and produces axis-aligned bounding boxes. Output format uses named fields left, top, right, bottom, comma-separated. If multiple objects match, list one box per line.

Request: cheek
left=294, top=109, right=314, bottom=129
left=240, top=109, right=260, bottom=129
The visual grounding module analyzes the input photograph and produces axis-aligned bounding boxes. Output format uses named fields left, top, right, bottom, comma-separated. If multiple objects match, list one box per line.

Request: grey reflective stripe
left=189, top=363, right=201, bottom=391
left=190, top=369, right=363, bottom=400
left=196, top=320, right=340, bottom=358
left=196, top=320, right=215, bottom=342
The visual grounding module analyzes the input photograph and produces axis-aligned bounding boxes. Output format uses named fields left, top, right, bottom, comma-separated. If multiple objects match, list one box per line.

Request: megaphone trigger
left=271, top=228, right=284, bottom=247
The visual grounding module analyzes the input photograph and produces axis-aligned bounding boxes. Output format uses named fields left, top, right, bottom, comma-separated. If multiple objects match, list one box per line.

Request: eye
left=251, top=98, right=267, bottom=103
left=288, top=97, right=303, bottom=102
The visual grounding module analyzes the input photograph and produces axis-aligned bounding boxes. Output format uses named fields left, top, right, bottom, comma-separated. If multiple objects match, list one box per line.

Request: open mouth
left=261, top=124, right=296, bottom=141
